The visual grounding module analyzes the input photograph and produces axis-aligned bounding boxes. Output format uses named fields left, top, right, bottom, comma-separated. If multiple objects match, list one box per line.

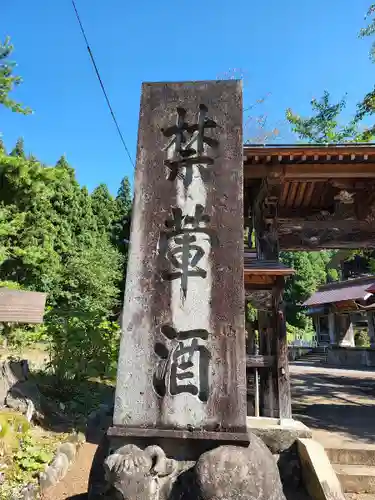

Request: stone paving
left=290, top=361, right=375, bottom=449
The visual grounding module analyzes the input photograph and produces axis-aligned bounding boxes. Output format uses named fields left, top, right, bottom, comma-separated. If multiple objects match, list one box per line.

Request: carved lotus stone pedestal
left=88, top=430, right=286, bottom=500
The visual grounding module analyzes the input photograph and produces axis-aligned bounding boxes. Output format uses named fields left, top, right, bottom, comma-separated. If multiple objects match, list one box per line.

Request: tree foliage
left=286, top=91, right=373, bottom=143
left=10, top=137, right=26, bottom=158
left=359, top=4, right=375, bottom=61
left=0, top=141, right=132, bottom=381
left=0, top=37, right=31, bottom=115
left=281, top=251, right=336, bottom=332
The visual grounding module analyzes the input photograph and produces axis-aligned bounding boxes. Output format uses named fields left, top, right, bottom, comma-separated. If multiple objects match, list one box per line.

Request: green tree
left=0, top=150, right=124, bottom=380
left=91, top=184, right=117, bottom=237
left=113, top=177, right=132, bottom=251
left=10, top=137, right=26, bottom=158
left=359, top=4, right=375, bottom=61
left=112, top=177, right=132, bottom=301
left=345, top=4, right=375, bottom=140
left=55, top=155, right=69, bottom=168
left=0, top=138, right=5, bottom=154
left=286, top=91, right=370, bottom=143
left=0, top=37, right=31, bottom=115
left=281, top=251, right=331, bottom=332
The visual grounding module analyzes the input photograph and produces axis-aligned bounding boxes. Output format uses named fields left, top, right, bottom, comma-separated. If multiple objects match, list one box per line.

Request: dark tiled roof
left=303, top=276, right=375, bottom=307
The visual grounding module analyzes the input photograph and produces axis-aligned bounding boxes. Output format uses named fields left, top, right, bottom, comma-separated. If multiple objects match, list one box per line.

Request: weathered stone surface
left=277, top=444, right=302, bottom=490
left=98, top=434, right=286, bottom=500
left=0, top=360, right=29, bottom=405
left=114, top=80, right=246, bottom=437
left=89, top=81, right=287, bottom=500
left=39, top=452, right=70, bottom=490
left=104, top=443, right=192, bottom=500
left=297, top=438, right=345, bottom=500
left=247, top=417, right=312, bottom=454
left=19, top=483, right=38, bottom=500
left=57, top=442, right=77, bottom=462
left=39, top=434, right=84, bottom=492
left=195, top=434, right=286, bottom=500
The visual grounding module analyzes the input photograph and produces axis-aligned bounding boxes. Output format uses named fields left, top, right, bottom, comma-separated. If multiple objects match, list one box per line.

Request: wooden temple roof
left=303, top=276, right=375, bottom=307
left=243, top=144, right=375, bottom=250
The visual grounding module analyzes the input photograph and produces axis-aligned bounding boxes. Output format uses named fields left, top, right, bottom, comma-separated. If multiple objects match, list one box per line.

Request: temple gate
left=243, top=144, right=375, bottom=418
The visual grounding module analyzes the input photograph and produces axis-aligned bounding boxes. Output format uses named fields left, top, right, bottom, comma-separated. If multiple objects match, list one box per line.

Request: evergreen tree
left=113, top=176, right=132, bottom=254
left=0, top=37, right=31, bottom=115
left=91, top=183, right=117, bottom=236
left=28, top=153, right=38, bottom=163
left=0, top=151, right=123, bottom=379
left=281, top=251, right=332, bottom=332
left=10, top=137, right=26, bottom=158
left=55, top=154, right=69, bottom=169
left=0, top=137, right=5, bottom=154
left=113, top=176, right=132, bottom=303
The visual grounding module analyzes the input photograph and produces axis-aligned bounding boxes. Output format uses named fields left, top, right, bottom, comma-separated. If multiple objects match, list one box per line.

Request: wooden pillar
left=367, top=311, right=375, bottom=348
left=315, top=315, right=321, bottom=346
left=252, top=178, right=291, bottom=419
left=328, top=311, right=336, bottom=345
left=274, top=277, right=292, bottom=419
left=245, top=301, right=256, bottom=355
left=258, top=311, right=278, bottom=417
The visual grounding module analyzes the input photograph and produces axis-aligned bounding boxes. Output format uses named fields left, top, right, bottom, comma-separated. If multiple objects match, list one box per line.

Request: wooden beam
left=278, top=219, right=375, bottom=231
left=280, top=182, right=290, bottom=206
left=247, top=355, right=275, bottom=368
left=302, top=182, right=315, bottom=207
left=245, top=268, right=295, bottom=276
left=244, top=163, right=375, bottom=180
left=293, top=181, right=307, bottom=208
left=287, top=182, right=299, bottom=207
left=243, top=144, right=375, bottom=157
left=278, top=207, right=328, bottom=218
left=278, top=236, right=375, bottom=250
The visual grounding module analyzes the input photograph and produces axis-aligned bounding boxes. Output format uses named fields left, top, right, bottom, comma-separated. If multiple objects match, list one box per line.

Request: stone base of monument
left=246, top=417, right=312, bottom=454
left=247, top=417, right=312, bottom=495
left=88, top=426, right=288, bottom=500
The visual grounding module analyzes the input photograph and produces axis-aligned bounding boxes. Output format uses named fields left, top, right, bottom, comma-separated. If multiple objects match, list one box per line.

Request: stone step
left=345, top=494, right=375, bottom=499
left=327, top=447, right=375, bottom=467
left=334, top=464, right=375, bottom=494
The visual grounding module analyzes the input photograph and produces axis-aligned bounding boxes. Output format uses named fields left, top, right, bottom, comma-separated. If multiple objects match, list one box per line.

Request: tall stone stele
left=88, top=81, right=286, bottom=500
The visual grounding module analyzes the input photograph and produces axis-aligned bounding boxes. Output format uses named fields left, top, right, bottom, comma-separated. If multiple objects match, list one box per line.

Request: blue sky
left=1, top=0, right=374, bottom=194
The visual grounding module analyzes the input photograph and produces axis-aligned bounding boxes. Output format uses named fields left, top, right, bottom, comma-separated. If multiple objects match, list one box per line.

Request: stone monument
left=88, top=81, right=286, bottom=500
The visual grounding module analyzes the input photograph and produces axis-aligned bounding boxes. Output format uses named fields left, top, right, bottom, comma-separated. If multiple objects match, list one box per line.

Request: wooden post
left=367, top=311, right=375, bottom=348
left=252, top=178, right=288, bottom=419
left=245, top=300, right=256, bottom=416
left=274, top=277, right=292, bottom=419
left=258, top=311, right=278, bottom=417
left=254, top=343, right=260, bottom=418
left=328, top=311, right=336, bottom=345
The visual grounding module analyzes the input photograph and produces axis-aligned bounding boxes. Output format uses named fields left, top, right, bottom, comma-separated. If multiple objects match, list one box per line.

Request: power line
left=71, top=0, right=135, bottom=168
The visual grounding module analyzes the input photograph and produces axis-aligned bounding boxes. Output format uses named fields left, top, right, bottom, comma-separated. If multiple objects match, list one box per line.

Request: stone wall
left=327, top=346, right=375, bottom=367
